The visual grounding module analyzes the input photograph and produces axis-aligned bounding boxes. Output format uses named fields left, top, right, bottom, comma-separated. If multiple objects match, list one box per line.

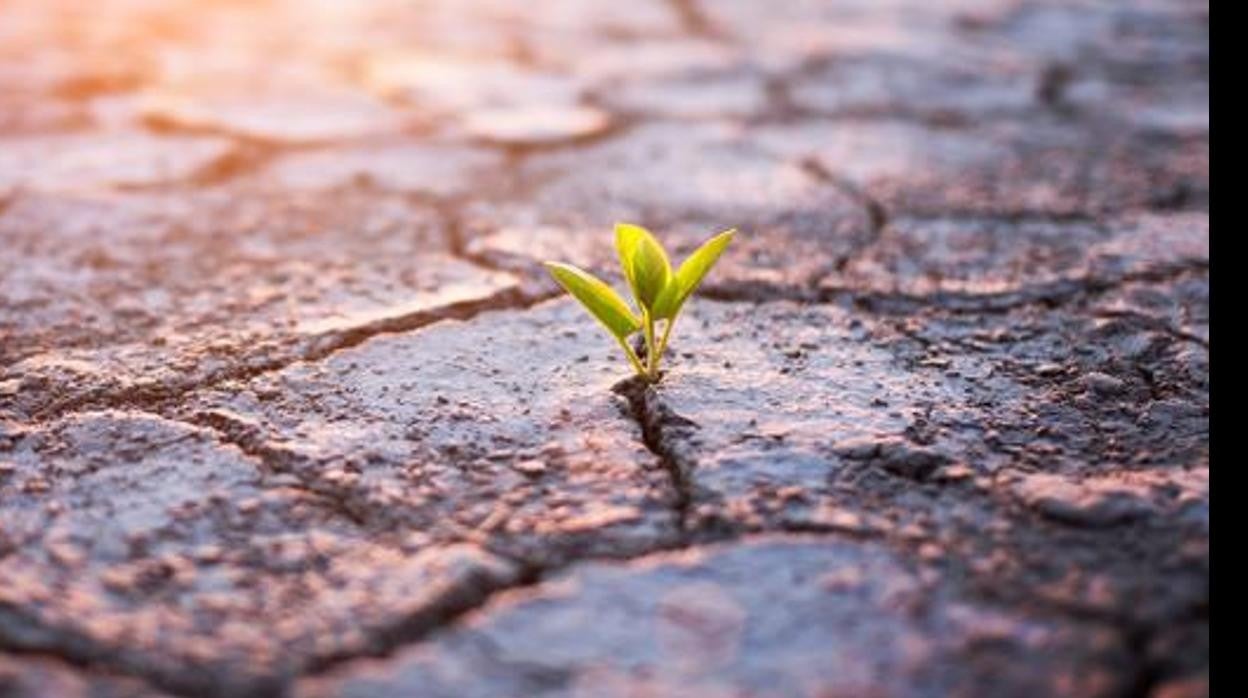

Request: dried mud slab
left=462, top=122, right=874, bottom=290
left=298, top=537, right=1131, bottom=698
left=461, top=106, right=613, bottom=148
left=618, top=296, right=1206, bottom=684
left=0, top=188, right=520, bottom=420
left=790, top=55, right=1038, bottom=121
left=0, top=411, right=520, bottom=696
left=0, top=131, right=236, bottom=195
left=363, top=54, right=587, bottom=120
left=826, top=211, right=1208, bottom=310
left=780, top=0, right=1209, bottom=131
left=568, top=38, right=744, bottom=84
left=698, top=0, right=997, bottom=72
left=177, top=300, right=679, bottom=567
left=249, top=142, right=505, bottom=197
left=601, top=73, right=770, bottom=120
left=753, top=118, right=1207, bottom=218
left=139, top=87, right=411, bottom=145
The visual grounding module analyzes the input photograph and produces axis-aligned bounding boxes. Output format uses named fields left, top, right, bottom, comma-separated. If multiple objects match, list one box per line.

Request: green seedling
left=544, top=223, right=734, bottom=383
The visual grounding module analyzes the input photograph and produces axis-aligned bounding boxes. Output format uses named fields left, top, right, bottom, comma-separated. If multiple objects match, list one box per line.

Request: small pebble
left=513, top=459, right=547, bottom=477
left=1081, top=371, right=1127, bottom=396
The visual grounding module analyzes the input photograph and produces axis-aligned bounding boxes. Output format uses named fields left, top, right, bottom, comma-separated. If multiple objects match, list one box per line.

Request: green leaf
left=653, top=229, right=735, bottom=319
left=544, top=262, right=641, bottom=340
left=614, top=222, right=645, bottom=275
left=614, top=223, right=671, bottom=312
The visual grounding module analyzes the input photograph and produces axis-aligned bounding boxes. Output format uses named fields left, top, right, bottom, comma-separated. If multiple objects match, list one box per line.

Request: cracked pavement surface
left=0, top=0, right=1208, bottom=696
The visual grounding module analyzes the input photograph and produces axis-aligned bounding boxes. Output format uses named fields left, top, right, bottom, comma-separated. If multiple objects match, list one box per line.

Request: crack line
left=702, top=260, right=1209, bottom=321
left=611, top=376, right=700, bottom=533
left=26, top=283, right=555, bottom=424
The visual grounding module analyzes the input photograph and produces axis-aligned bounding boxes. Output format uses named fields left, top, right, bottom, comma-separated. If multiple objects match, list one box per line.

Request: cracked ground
left=0, top=1, right=1209, bottom=697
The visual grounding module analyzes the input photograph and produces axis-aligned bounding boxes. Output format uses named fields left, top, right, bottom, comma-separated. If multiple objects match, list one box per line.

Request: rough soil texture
left=0, top=1, right=1208, bottom=697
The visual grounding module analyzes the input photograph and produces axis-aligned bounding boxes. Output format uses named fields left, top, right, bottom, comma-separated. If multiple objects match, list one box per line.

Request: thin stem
left=643, top=310, right=659, bottom=380
left=615, top=336, right=647, bottom=377
left=655, top=315, right=677, bottom=366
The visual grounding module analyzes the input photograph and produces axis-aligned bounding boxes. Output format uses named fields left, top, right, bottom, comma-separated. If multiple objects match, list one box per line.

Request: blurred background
left=0, top=0, right=1209, bottom=380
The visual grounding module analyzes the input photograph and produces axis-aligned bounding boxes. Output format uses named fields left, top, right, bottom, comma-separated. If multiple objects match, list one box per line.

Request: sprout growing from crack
left=544, top=223, right=734, bottom=383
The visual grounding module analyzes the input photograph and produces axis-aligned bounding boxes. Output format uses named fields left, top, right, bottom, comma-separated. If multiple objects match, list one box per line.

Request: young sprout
left=544, top=223, right=735, bottom=382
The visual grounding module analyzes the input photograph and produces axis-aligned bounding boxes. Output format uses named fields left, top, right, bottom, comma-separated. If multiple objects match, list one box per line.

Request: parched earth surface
left=0, top=1, right=1208, bottom=697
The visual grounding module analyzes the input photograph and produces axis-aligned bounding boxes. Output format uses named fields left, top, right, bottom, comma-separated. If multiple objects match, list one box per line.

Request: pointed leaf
left=614, top=222, right=671, bottom=312
left=653, top=229, right=735, bottom=319
left=614, top=223, right=644, bottom=302
left=544, top=262, right=641, bottom=340
left=614, top=223, right=645, bottom=279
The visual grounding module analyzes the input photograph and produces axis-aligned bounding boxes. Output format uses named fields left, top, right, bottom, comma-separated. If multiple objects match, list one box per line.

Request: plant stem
left=655, top=316, right=676, bottom=367
left=642, top=310, right=659, bottom=380
left=616, top=336, right=647, bottom=377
